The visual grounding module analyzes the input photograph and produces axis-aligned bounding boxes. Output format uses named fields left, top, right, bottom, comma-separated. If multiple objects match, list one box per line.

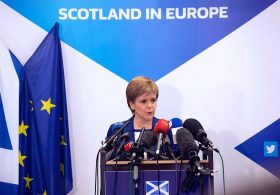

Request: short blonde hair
left=126, top=76, right=158, bottom=113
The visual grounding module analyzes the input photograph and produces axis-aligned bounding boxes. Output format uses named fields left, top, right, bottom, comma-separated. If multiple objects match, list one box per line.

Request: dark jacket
left=106, top=116, right=175, bottom=160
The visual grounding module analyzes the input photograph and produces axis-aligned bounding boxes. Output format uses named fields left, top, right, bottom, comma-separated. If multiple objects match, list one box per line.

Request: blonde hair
left=126, top=76, right=158, bottom=113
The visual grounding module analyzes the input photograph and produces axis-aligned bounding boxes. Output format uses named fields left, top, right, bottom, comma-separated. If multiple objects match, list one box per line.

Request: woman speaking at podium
left=106, top=76, right=174, bottom=160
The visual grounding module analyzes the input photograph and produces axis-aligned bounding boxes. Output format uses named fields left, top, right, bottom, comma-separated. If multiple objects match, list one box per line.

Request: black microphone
left=105, top=135, right=120, bottom=161
left=101, top=120, right=130, bottom=151
left=140, top=131, right=155, bottom=149
left=130, top=127, right=145, bottom=160
left=176, top=128, right=202, bottom=173
left=115, top=132, right=130, bottom=155
left=140, top=131, right=157, bottom=160
left=183, top=118, right=219, bottom=153
left=133, top=131, right=170, bottom=160
left=163, top=136, right=176, bottom=159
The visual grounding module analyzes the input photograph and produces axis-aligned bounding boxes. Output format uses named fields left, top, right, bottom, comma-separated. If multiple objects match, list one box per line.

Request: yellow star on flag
left=60, top=135, right=67, bottom=146
left=19, top=150, right=27, bottom=167
left=19, top=120, right=29, bottom=136
left=43, top=190, right=47, bottom=195
left=40, top=97, right=56, bottom=115
left=60, top=163, right=64, bottom=176
left=23, top=173, right=33, bottom=189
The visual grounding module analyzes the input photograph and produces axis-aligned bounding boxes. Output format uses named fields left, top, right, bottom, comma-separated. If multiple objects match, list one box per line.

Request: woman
left=106, top=76, right=173, bottom=160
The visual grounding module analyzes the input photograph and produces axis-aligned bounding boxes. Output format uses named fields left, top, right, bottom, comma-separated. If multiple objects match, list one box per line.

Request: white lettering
left=68, top=8, right=78, bottom=20
left=197, top=7, right=208, bottom=19
left=187, top=8, right=197, bottom=19
left=78, top=8, right=89, bottom=20
left=219, top=7, right=228, bottom=18
left=209, top=7, right=219, bottom=18
left=89, top=8, right=98, bottom=20
left=148, top=8, right=161, bottom=20
left=108, top=9, right=118, bottom=20
left=131, top=9, right=141, bottom=20
left=166, top=7, right=229, bottom=19
left=58, top=7, right=228, bottom=21
left=58, top=8, right=68, bottom=20
left=175, top=7, right=186, bottom=19
left=166, top=8, right=175, bottom=19
left=99, top=9, right=107, bottom=20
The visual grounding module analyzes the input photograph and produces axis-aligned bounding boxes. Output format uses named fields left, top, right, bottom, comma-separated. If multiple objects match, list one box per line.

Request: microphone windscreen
left=154, top=119, right=169, bottom=136
left=170, top=118, right=183, bottom=129
left=169, top=118, right=183, bottom=144
left=111, top=121, right=125, bottom=131
left=124, top=141, right=133, bottom=152
left=176, top=128, right=198, bottom=159
left=183, top=118, right=205, bottom=138
left=141, top=131, right=156, bottom=149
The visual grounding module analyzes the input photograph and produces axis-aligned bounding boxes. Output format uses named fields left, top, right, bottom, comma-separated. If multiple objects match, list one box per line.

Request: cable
left=130, top=161, right=133, bottom=195
left=94, top=150, right=100, bottom=195
left=218, top=152, right=226, bottom=195
left=156, top=155, right=161, bottom=194
left=176, top=158, right=183, bottom=195
left=175, top=158, right=178, bottom=194
left=113, top=160, right=119, bottom=195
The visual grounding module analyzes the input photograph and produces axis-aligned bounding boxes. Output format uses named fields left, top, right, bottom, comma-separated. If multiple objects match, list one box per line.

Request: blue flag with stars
left=18, top=23, right=73, bottom=195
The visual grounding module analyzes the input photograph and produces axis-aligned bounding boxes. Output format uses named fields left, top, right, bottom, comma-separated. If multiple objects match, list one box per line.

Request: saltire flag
left=0, top=40, right=23, bottom=194
left=146, top=181, right=169, bottom=195
left=18, top=23, right=73, bottom=195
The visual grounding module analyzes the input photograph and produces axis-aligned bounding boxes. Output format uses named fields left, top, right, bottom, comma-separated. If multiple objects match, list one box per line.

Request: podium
left=100, top=151, right=214, bottom=195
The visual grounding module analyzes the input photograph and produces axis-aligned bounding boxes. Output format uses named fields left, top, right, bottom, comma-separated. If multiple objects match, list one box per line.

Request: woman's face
left=130, top=92, right=157, bottom=123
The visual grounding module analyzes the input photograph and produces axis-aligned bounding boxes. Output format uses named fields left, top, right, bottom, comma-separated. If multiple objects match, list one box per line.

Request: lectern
left=100, top=151, right=214, bottom=195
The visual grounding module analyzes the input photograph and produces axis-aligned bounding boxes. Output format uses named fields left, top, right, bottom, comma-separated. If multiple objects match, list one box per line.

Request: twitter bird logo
left=264, top=141, right=278, bottom=157
left=266, top=145, right=275, bottom=153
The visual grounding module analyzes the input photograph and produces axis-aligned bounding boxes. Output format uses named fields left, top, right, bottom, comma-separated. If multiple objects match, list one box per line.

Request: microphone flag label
left=146, top=180, right=169, bottom=195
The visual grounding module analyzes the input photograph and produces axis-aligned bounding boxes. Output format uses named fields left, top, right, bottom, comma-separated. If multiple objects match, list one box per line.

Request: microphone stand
left=100, top=120, right=130, bottom=151
left=132, top=156, right=142, bottom=195
left=130, top=127, right=145, bottom=195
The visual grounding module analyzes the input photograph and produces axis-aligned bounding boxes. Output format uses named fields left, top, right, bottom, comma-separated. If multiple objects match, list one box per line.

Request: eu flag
left=18, top=23, right=73, bottom=195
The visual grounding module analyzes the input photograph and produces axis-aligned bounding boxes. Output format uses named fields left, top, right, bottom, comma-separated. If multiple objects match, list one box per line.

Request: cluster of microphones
left=101, top=118, right=219, bottom=174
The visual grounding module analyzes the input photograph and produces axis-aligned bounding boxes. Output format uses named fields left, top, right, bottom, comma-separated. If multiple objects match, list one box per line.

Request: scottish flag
left=146, top=181, right=169, bottom=195
left=0, top=40, right=23, bottom=194
left=18, top=23, right=73, bottom=195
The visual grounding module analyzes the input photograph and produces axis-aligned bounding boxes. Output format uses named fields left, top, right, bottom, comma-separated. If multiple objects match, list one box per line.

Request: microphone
left=154, top=119, right=170, bottom=155
left=140, top=131, right=156, bottom=160
left=105, top=135, right=120, bottom=161
left=130, top=127, right=145, bottom=160
left=176, top=128, right=202, bottom=172
left=163, top=136, right=176, bottom=159
left=183, top=118, right=219, bottom=153
left=169, top=118, right=183, bottom=144
left=124, top=141, right=133, bottom=152
left=102, top=120, right=130, bottom=151
left=115, top=132, right=130, bottom=155
left=140, top=131, right=155, bottom=149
